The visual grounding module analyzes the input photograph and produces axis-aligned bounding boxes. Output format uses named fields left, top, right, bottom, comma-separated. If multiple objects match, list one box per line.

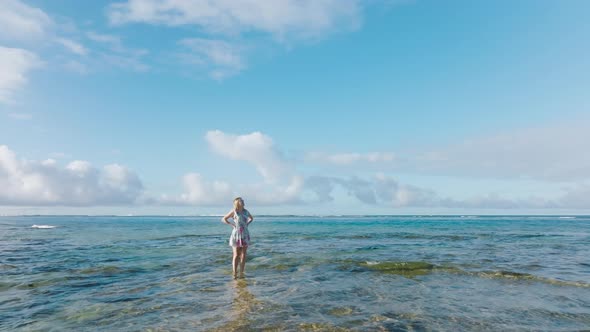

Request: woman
left=222, top=197, right=254, bottom=279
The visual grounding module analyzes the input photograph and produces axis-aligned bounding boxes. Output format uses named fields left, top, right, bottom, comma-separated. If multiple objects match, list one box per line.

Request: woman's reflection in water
left=233, top=278, right=256, bottom=312
left=216, top=278, right=261, bottom=331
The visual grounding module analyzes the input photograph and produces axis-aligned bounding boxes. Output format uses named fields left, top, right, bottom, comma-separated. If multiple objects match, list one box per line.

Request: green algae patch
left=298, top=322, right=351, bottom=331
left=370, top=314, right=389, bottom=322
left=327, top=306, right=354, bottom=317
left=360, top=261, right=436, bottom=276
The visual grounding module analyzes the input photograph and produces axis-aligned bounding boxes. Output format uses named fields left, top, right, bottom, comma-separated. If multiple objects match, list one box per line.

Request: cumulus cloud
left=175, top=129, right=590, bottom=209
left=173, top=172, right=233, bottom=205
left=0, top=0, right=53, bottom=42
left=306, top=174, right=438, bottom=207
left=305, top=176, right=335, bottom=203
left=160, top=173, right=303, bottom=206
left=241, top=175, right=304, bottom=205
left=0, top=145, right=144, bottom=206
left=0, top=46, right=42, bottom=103
left=373, top=173, right=438, bottom=207
left=304, top=172, right=590, bottom=210
left=205, top=130, right=292, bottom=183
left=107, top=0, right=361, bottom=41
left=159, top=130, right=304, bottom=206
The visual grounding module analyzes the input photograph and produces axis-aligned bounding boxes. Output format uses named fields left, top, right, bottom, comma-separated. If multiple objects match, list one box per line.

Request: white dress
left=229, top=209, right=251, bottom=247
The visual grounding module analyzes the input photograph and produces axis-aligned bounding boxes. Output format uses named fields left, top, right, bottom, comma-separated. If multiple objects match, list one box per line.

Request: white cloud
left=205, top=130, right=292, bottom=183
left=0, top=1, right=94, bottom=100
left=306, top=174, right=437, bottom=207
left=373, top=173, right=438, bottom=207
left=179, top=38, right=245, bottom=79
left=161, top=130, right=303, bottom=206
left=0, top=145, right=144, bottom=206
left=304, top=172, right=590, bottom=210
left=160, top=173, right=303, bottom=206
left=107, top=0, right=363, bottom=79
left=56, top=38, right=88, bottom=55
left=193, top=129, right=590, bottom=209
left=241, top=175, right=304, bottom=205
left=1, top=0, right=147, bottom=81
left=108, top=0, right=361, bottom=41
left=176, top=172, right=233, bottom=205
left=0, top=46, right=42, bottom=103
left=307, top=151, right=395, bottom=165
left=0, top=0, right=52, bottom=42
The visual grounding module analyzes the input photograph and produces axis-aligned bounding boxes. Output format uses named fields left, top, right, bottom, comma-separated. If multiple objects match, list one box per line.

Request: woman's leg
left=239, top=246, right=248, bottom=276
left=232, top=247, right=240, bottom=277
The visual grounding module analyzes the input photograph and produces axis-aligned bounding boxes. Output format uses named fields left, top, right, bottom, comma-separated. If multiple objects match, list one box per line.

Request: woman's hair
left=233, top=197, right=244, bottom=210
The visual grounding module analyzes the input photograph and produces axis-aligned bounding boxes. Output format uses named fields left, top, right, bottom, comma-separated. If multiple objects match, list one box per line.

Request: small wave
left=150, top=234, right=209, bottom=241
left=395, top=233, right=472, bottom=241
left=334, top=234, right=375, bottom=240
left=31, top=225, right=56, bottom=229
left=558, top=216, right=575, bottom=219
left=77, top=265, right=146, bottom=275
left=357, top=245, right=387, bottom=251
left=507, top=233, right=549, bottom=238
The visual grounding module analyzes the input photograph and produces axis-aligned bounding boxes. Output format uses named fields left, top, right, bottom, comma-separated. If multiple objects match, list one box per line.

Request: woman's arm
left=246, top=210, right=254, bottom=225
left=221, top=210, right=235, bottom=227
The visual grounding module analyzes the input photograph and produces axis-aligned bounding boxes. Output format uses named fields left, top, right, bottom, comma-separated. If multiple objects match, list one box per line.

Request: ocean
left=1, top=215, right=589, bottom=331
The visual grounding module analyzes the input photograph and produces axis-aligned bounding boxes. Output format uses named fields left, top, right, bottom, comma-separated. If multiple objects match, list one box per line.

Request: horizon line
left=1, top=214, right=588, bottom=218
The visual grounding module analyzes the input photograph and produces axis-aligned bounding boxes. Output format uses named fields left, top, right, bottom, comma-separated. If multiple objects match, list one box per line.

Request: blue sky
left=0, top=0, right=589, bottom=215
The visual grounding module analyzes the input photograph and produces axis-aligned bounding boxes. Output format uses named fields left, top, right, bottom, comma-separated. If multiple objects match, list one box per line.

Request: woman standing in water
left=222, top=197, right=254, bottom=279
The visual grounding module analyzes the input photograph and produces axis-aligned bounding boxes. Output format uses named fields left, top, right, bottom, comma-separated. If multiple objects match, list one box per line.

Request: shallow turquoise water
left=1, top=215, right=589, bottom=331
